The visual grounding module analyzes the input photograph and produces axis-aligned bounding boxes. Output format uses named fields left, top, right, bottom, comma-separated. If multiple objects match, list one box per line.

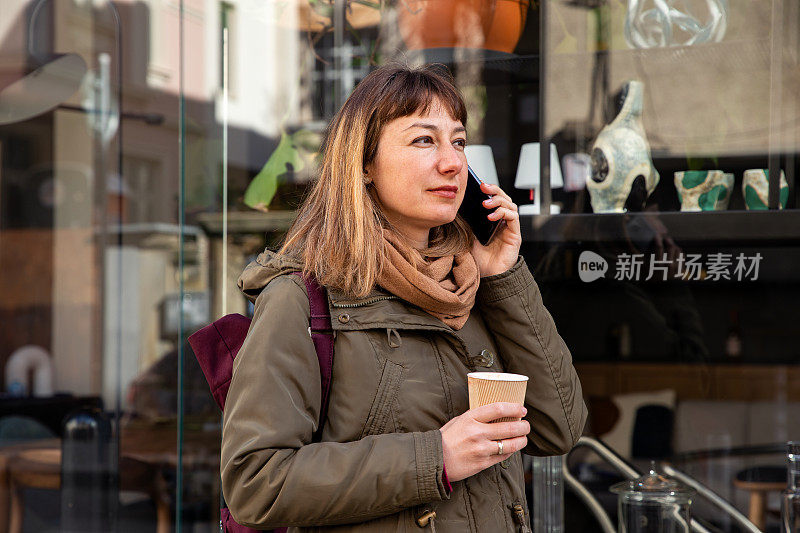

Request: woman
left=221, top=64, right=587, bottom=532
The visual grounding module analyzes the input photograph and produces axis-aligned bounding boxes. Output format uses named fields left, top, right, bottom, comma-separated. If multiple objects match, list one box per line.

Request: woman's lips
left=428, top=187, right=458, bottom=199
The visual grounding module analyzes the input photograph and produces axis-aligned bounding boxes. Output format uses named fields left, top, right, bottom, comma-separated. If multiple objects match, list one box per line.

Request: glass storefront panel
left=1, top=0, right=189, bottom=530
left=1, top=0, right=797, bottom=531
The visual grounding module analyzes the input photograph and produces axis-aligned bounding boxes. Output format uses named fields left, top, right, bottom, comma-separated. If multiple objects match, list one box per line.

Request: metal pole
left=533, top=455, right=564, bottom=533
left=222, top=27, right=229, bottom=317
left=539, top=0, right=551, bottom=214
left=334, top=0, right=345, bottom=108
left=177, top=0, right=187, bottom=529
left=768, top=0, right=784, bottom=209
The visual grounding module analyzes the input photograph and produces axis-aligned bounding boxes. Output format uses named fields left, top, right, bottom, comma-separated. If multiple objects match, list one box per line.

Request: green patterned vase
left=742, top=169, right=788, bottom=210
left=674, top=170, right=734, bottom=211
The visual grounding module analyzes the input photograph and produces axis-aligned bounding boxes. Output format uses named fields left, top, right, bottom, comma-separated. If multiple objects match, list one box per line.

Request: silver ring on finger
left=496, top=440, right=504, bottom=455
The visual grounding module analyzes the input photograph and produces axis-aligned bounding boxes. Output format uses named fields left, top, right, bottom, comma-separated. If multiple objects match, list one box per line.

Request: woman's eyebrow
left=403, top=122, right=467, bottom=134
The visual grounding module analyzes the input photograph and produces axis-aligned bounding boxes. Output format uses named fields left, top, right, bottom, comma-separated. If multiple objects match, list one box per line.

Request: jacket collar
left=326, top=285, right=393, bottom=306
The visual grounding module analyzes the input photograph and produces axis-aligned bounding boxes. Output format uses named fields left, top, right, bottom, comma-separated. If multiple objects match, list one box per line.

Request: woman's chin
left=393, top=211, right=459, bottom=235
left=424, top=214, right=459, bottom=230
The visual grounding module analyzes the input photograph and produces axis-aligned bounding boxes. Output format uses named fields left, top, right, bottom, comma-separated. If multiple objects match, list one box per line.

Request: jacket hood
left=238, top=249, right=303, bottom=302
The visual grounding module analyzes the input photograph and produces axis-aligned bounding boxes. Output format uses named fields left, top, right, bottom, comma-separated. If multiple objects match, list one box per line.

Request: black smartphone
left=458, top=166, right=501, bottom=246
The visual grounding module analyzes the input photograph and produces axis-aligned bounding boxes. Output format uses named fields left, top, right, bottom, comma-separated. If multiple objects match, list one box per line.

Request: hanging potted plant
left=484, top=0, right=531, bottom=54
left=397, top=0, right=532, bottom=54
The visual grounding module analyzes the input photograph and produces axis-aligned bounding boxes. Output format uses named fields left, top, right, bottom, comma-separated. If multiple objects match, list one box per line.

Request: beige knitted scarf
left=377, top=230, right=479, bottom=330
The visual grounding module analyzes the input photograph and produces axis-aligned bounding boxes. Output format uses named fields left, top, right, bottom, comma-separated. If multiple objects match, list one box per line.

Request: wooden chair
left=733, top=465, right=786, bottom=531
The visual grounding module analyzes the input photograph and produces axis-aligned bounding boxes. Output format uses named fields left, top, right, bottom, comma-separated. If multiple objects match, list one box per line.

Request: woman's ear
left=363, top=161, right=374, bottom=184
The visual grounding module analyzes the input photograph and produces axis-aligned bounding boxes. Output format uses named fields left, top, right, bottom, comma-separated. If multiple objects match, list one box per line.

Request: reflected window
left=308, top=32, right=374, bottom=121
left=220, top=1, right=236, bottom=96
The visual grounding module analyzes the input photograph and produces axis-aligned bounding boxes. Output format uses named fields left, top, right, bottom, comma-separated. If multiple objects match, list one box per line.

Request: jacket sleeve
left=477, top=257, right=588, bottom=456
left=221, top=275, right=449, bottom=529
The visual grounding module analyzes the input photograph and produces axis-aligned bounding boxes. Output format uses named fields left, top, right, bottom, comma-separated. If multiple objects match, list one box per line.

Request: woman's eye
left=453, top=139, right=467, bottom=148
left=413, top=136, right=433, bottom=145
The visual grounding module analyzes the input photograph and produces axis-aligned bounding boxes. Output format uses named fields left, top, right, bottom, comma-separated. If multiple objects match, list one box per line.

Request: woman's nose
left=437, top=144, right=464, bottom=175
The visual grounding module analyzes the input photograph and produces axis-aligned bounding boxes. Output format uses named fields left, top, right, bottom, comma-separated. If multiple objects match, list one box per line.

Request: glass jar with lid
left=610, top=463, right=695, bottom=533
left=782, top=441, right=800, bottom=532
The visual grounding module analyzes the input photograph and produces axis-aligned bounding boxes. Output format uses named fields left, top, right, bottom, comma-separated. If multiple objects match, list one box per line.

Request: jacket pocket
left=360, top=359, right=404, bottom=438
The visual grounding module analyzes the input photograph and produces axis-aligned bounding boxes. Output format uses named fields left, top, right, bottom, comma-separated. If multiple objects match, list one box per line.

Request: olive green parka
left=221, top=250, right=587, bottom=532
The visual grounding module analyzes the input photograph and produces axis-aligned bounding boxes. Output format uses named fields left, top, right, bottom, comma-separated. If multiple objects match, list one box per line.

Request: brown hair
left=279, top=64, right=473, bottom=298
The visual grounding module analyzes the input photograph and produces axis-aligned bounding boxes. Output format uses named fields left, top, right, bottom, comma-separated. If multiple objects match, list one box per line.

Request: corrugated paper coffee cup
left=468, top=372, right=529, bottom=422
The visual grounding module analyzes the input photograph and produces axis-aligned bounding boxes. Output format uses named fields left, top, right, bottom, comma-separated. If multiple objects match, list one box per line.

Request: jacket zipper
left=331, top=295, right=398, bottom=308
left=511, top=502, right=531, bottom=533
left=416, top=509, right=437, bottom=532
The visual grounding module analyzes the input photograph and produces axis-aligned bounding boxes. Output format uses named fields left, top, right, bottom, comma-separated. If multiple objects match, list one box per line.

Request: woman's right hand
left=439, top=403, right=530, bottom=482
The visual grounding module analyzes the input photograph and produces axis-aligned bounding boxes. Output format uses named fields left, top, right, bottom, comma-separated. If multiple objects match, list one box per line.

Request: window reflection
left=0, top=0, right=797, bottom=531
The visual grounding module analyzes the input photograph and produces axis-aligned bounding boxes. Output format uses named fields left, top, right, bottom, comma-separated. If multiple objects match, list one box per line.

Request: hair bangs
left=383, top=67, right=467, bottom=129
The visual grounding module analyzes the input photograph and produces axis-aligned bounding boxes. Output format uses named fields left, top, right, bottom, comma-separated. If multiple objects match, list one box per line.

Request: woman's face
left=366, top=99, right=468, bottom=247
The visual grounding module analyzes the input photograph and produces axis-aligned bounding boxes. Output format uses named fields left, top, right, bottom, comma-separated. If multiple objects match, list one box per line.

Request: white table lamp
left=464, top=145, right=499, bottom=186
left=514, top=143, right=563, bottom=214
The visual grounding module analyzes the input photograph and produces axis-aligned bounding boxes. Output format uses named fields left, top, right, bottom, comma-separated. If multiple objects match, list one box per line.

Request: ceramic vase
left=397, top=0, right=495, bottom=50
left=587, top=80, right=660, bottom=213
left=674, top=170, right=734, bottom=211
left=742, top=169, right=789, bottom=210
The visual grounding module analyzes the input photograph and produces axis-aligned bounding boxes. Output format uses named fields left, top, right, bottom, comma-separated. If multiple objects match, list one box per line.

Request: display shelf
left=520, top=210, right=800, bottom=245
left=195, top=210, right=297, bottom=235
left=194, top=209, right=800, bottom=243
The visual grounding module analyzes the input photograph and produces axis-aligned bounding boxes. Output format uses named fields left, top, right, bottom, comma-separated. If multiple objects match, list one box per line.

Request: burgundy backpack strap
left=293, top=272, right=334, bottom=441
left=188, top=313, right=250, bottom=411
left=212, top=274, right=333, bottom=533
